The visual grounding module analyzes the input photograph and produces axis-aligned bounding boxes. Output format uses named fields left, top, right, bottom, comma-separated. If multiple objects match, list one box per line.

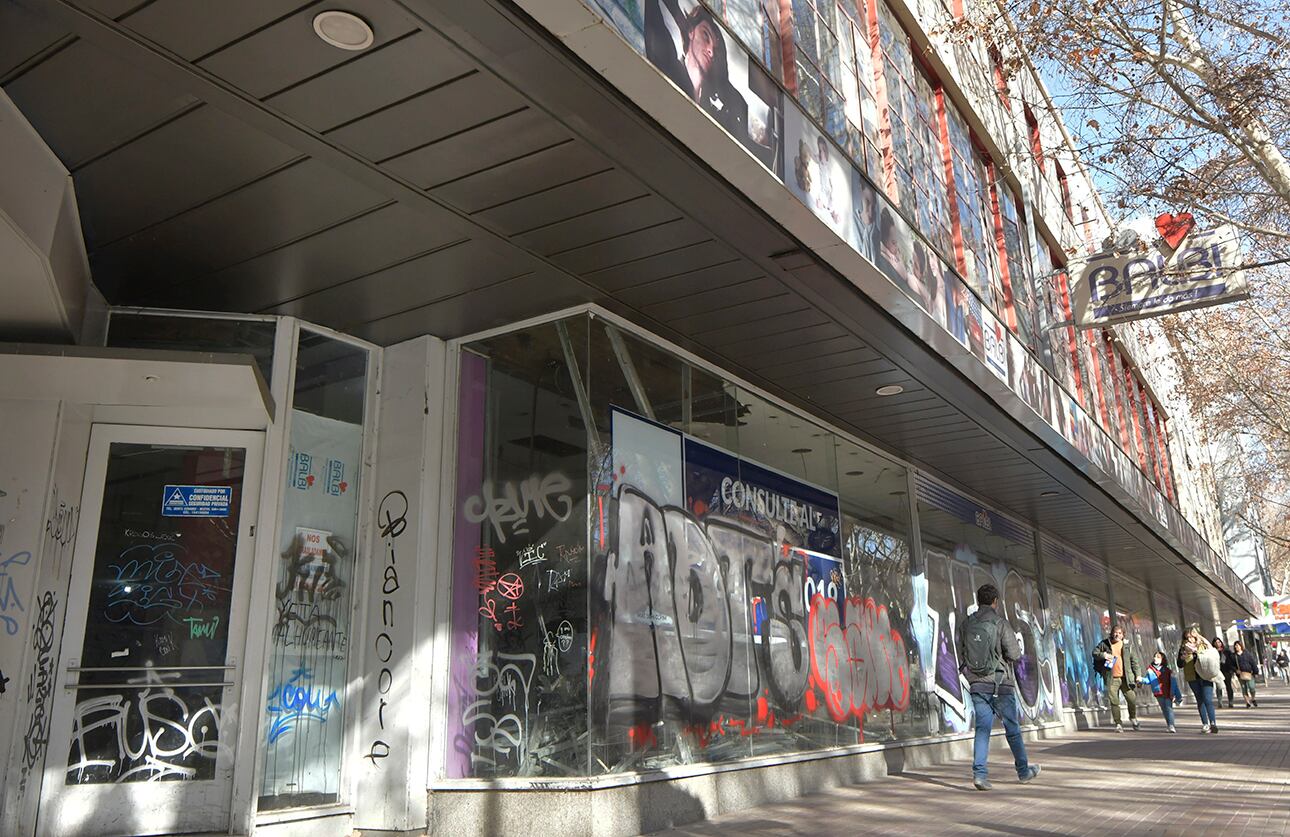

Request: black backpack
left=963, top=610, right=1004, bottom=677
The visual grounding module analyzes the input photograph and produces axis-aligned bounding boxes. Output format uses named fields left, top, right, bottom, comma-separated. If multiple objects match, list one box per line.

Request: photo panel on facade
left=784, top=100, right=860, bottom=252
left=643, top=0, right=783, bottom=174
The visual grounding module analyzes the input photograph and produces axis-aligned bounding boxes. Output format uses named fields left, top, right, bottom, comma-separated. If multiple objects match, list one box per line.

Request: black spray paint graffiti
left=365, top=490, right=406, bottom=767
left=463, top=473, right=574, bottom=544
left=596, top=487, right=810, bottom=725
left=273, top=532, right=349, bottom=654
left=66, top=674, right=221, bottom=783
left=19, top=591, right=57, bottom=792
left=105, top=543, right=226, bottom=627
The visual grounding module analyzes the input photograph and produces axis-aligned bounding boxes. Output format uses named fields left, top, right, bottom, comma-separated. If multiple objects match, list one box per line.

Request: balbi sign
left=1071, top=224, right=1247, bottom=327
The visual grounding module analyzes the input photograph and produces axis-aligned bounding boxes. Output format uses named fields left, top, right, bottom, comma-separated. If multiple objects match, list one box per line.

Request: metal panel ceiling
left=0, top=0, right=1248, bottom=619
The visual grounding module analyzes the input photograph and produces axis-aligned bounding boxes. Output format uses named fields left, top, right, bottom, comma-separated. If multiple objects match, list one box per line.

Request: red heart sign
left=1154, top=212, right=1195, bottom=249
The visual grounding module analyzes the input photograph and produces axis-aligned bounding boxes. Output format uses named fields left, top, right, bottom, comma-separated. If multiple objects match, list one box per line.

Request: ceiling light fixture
left=845, top=470, right=865, bottom=476
left=791, top=448, right=812, bottom=454
left=1039, top=490, right=1061, bottom=498
left=875, top=384, right=904, bottom=396
left=313, top=11, right=375, bottom=51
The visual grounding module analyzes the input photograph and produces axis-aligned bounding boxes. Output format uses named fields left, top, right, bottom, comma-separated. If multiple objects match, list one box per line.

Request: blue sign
left=162, top=485, right=233, bottom=518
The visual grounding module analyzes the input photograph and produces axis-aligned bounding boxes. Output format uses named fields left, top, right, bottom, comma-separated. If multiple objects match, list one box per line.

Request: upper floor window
left=712, top=0, right=785, bottom=81
left=989, top=45, right=1011, bottom=110
left=1024, top=105, right=1044, bottom=171
left=875, top=1, right=953, bottom=258
left=790, top=0, right=881, bottom=176
left=944, top=99, right=1004, bottom=311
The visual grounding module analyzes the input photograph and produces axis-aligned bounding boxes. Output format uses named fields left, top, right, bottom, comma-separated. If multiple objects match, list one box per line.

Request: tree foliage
left=947, top=0, right=1290, bottom=587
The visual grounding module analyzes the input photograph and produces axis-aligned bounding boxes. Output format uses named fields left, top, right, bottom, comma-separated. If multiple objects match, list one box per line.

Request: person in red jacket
left=1144, top=650, right=1178, bottom=733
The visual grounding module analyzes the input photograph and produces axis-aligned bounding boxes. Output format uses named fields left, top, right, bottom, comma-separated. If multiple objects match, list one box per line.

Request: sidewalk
left=650, top=682, right=1290, bottom=836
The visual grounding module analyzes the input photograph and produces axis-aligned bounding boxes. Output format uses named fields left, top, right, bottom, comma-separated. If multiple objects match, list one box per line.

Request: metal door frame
left=37, top=424, right=265, bottom=837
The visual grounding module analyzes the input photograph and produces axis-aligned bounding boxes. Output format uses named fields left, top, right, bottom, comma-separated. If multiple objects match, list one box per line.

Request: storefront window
left=915, top=476, right=1059, bottom=731
left=446, top=320, right=591, bottom=779
left=259, top=329, right=369, bottom=809
left=449, top=315, right=938, bottom=778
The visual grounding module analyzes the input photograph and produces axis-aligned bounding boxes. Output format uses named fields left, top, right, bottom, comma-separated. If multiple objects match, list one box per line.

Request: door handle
left=66, top=665, right=236, bottom=672
left=69, top=681, right=234, bottom=690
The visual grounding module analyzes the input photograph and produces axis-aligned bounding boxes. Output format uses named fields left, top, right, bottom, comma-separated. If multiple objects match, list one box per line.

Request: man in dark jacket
left=958, top=584, right=1041, bottom=791
left=1095, top=625, right=1142, bottom=731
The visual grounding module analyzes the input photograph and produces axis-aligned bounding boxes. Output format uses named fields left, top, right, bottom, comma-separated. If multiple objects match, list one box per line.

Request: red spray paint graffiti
left=807, top=594, right=910, bottom=723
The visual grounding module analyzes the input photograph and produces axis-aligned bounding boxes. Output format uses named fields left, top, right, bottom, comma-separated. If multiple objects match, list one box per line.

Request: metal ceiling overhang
left=1, top=0, right=1254, bottom=621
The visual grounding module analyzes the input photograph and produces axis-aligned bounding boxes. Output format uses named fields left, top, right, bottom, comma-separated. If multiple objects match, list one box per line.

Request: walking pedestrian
left=1179, top=626, right=1219, bottom=733
left=1234, top=640, right=1260, bottom=707
left=1277, top=648, right=1289, bottom=684
left=1143, top=651, right=1178, bottom=732
left=958, top=583, right=1041, bottom=791
left=1094, top=624, right=1142, bottom=732
left=1214, top=637, right=1237, bottom=708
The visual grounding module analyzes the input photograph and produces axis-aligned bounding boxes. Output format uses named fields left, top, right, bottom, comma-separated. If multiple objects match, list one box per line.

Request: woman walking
left=1214, top=637, right=1237, bottom=708
left=1144, top=651, right=1178, bottom=732
left=1179, top=626, right=1219, bottom=733
left=1234, top=640, right=1260, bottom=707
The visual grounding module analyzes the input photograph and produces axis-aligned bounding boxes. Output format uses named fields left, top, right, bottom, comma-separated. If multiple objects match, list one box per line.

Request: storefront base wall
left=419, top=723, right=1072, bottom=837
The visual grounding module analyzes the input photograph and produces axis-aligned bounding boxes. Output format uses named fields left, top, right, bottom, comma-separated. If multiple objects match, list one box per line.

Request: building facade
left=0, top=0, right=1260, bottom=835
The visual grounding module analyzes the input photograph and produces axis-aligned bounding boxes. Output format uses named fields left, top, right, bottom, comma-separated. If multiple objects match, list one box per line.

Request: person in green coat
left=1095, top=624, right=1143, bottom=732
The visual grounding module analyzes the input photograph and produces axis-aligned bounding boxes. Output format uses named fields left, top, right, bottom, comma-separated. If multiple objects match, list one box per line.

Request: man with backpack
left=959, top=583, right=1041, bottom=791
left=1094, top=624, right=1143, bottom=732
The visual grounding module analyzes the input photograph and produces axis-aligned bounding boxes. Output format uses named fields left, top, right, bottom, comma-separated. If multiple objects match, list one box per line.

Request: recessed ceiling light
left=845, top=470, right=865, bottom=476
left=143, top=374, right=161, bottom=383
left=313, top=11, right=375, bottom=51
left=791, top=447, right=812, bottom=454
left=1040, top=490, right=1061, bottom=497
left=875, top=384, right=904, bottom=396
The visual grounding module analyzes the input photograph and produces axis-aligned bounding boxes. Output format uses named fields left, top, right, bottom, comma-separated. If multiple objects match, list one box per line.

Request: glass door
left=39, top=426, right=262, bottom=837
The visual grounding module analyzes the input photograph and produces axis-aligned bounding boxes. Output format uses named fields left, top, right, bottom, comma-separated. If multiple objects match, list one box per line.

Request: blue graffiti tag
left=0, top=550, right=32, bottom=635
left=265, top=666, right=341, bottom=744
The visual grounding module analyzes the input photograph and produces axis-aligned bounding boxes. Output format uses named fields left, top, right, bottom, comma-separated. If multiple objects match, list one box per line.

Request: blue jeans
left=971, top=691, right=1030, bottom=781
left=1171, top=676, right=1183, bottom=702
left=1155, top=695, right=1176, bottom=727
left=1189, top=679, right=1216, bottom=726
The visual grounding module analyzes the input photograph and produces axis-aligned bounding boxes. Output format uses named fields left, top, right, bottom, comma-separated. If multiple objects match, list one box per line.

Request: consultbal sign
left=1071, top=224, right=1247, bottom=327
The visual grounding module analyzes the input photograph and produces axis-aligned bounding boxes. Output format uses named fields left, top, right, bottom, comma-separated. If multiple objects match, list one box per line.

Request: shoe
left=1131, top=719, right=1140, bottom=731
left=1227, top=700, right=1233, bottom=708
left=1115, top=723, right=1123, bottom=733
left=1211, top=725, right=1219, bottom=734
left=974, top=778, right=993, bottom=791
left=1201, top=724, right=1210, bottom=733
left=1168, top=726, right=1177, bottom=733
left=1019, top=765, right=1041, bottom=783
left=1253, top=700, right=1259, bottom=707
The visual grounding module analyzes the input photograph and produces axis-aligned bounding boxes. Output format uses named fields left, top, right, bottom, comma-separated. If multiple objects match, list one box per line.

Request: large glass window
left=791, top=0, right=881, bottom=176
left=448, top=315, right=937, bottom=778
left=915, top=476, right=1059, bottom=730
left=712, top=0, right=785, bottom=82
left=874, top=1, right=953, bottom=259
left=258, top=330, right=369, bottom=810
left=997, top=186, right=1039, bottom=355
left=944, top=103, right=1003, bottom=312
left=446, top=320, right=591, bottom=779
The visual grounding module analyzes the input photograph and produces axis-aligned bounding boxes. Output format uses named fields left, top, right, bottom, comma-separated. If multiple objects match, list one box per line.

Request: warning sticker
left=162, top=485, right=233, bottom=518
